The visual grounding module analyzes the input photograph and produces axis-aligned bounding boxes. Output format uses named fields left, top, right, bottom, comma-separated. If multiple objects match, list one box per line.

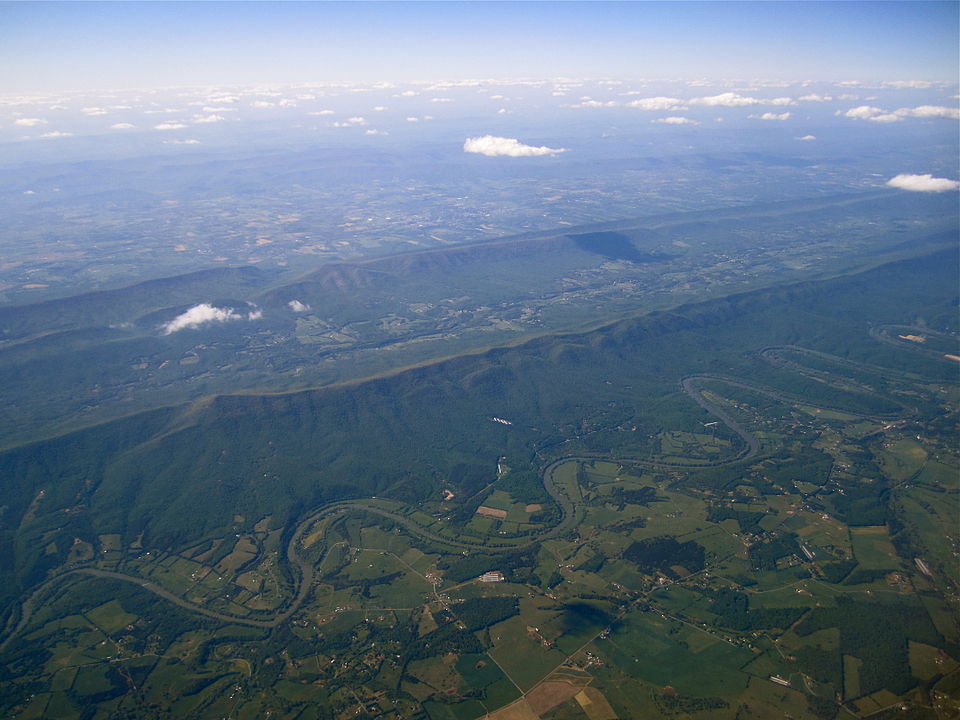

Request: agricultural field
left=0, top=248, right=958, bottom=720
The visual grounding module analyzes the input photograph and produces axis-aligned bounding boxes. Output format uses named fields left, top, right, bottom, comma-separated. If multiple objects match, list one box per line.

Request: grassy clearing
left=850, top=528, right=899, bottom=571
left=85, top=599, right=138, bottom=634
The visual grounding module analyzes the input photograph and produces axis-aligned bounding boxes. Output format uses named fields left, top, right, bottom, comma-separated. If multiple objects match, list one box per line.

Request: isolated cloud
left=110, top=122, right=135, bottom=129
left=288, top=300, right=310, bottom=312
left=796, top=135, right=816, bottom=141
left=769, top=97, right=797, bottom=106
left=626, top=96, right=686, bottom=111
left=653, top=116, right=699, bottom=125
left=430, top=97, right=454, bottom=103
left=894, top=105, right=960, bottom=120
left=691, top=92, right=761, bottom=107
left=750, top=112, right=791, bottom=120
left=38, top=131, right=72, bottom=138
left=154, top=122, right=187, bottom=130
left=840, top=106, right=885, bottom=120
left=364, top=129, right=388, bottom=135
left=886, top=173, right=960, bottom=192
left=192, top=114, right=226, bottom=124
left=798, top=94, right=832, bottom=102
left=162, top=304, right=239, bottom=333
left=463, top=135, right=566, bottom=157
left=308, top=109, right=334, bottom=115
left=250, top=100, right=275, bottom=108
left=405, top=116, right=419, bottom=122
left=163, top=139, right=201, bottom=145
left=14, top=117, right=47, bottom=127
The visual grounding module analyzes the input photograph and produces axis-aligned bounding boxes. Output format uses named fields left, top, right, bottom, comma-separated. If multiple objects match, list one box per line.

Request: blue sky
left=2, top=1, right=958, bottom=92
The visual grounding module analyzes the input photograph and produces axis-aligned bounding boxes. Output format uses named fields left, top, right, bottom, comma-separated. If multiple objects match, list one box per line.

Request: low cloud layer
left=840, top=104, right=959, bottom=123
left=750, top=112, right=791, bottom=120
left=886, top=173, right=960, bottom=193
left=463, top=135, right=566, bottom=157
left=895, top=105, right=960, bottom=120
left=653, top=116, right=698, bottom=125
left=691, top=92, right=761, bottom=107
left=161, top=303, right=260, bottom=334
left=627, top=96, right=686, bottom=111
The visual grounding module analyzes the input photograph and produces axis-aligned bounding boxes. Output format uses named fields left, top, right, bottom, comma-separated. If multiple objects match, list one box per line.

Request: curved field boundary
left=869, top=325, right=959, bottom=363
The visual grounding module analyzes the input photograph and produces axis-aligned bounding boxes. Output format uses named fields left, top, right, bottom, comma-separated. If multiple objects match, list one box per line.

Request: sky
left=2, top=1, right=958, bottom=93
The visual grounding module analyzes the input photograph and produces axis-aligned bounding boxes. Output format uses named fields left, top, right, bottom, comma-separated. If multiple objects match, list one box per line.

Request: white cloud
left=837, top=93, right=859, bottom=100
left=430, top=97, right=454, bottom=103
left=192, top=114, right=226, bottom=124
left=463, top=135, right=566, bottom=157
left=161, top=303, right=253, bottom=334
left=750, top=112, right=791, bottom=120
left=883, top=80, right=932, bottom=89
left=332, top=116, right=367, bottom=127
left=551, top=91, right=567, bottom=97
left=691, top=92, right=761, bottom=107
left=202, top=106, right=236, bottom=112
left=396, top=90, right=418, bottom=97
left=372, top=105, right=386, bottom=111
left=14, top=117, right=47, bottom=126
left=870, top=113, right=903, bottom=123
left=840, top=105, right=885, bottom=120
left=652, top=116, right=699, bottom=125
left=38, top=130, right=72, bottom=138
left=769, top=97, right=797, bottom=106
left=365, top=129, right=388, bottom=135
left=250, top=100, right=275, bottom=108
left=796, top=135, right=816, bottom=141
left=798, top=94, right=832, bottom=102
left=308, top=109, right=334, bottom=115
left=626, top=96, right=686, bottom=111
left=163, top=138, right=200, bottom=145
left=110, top=122, right=135, bottom=129
left=81, top=107, right=108, bottom=116
left=840, top=106, right=904, bottom=123
left=288, top=300, right=310, bottom=312
left=886, top=173, right=959, bottom=192
left=278, top=99, right=297, bottom=108
left=154, top=122, right=187, bottom=130
left=894, top=105, right=960, bottom=120
left=570, top=99, right=619, bottom=108
left=406, top=116, right=419, bottom=122
left=497, top=108, right=511, bottom=114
